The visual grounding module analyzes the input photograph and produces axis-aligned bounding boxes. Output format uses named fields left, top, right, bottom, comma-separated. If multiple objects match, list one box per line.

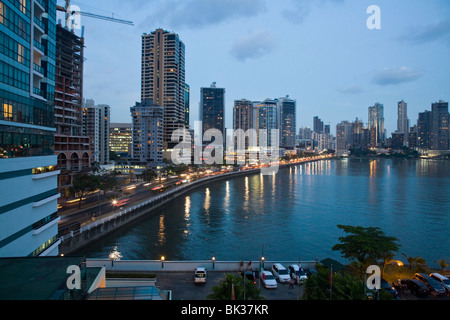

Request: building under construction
left=54, top=24, right=91, bottom=197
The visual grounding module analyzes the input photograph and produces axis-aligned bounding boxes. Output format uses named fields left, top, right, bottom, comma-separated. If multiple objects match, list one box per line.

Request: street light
left=161, top=256, right=165, bottom=268
left=212, top=257, right=215, bottom=269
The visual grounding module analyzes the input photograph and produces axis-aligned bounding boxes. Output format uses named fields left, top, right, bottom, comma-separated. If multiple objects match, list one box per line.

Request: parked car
left=429, top=273, right=450, bottom=293
left=242, top=271, right=258, bottom=285
left=304, top=268, right=317, bottom=277
left=397, top=279, right=429, bottom=297
left=194, top=267, right=207, bottom=284
left=414, top=273, right=446, bottom=295
left=380, top=278, right=399, bottom=298
left=260, top=270, right=277, bottom=289
left=271, top=263, right=291, bottom=283
left=288, top=264, right=308, bottom=284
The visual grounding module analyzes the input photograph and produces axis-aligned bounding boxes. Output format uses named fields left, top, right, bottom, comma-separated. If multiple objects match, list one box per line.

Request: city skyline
left=62, top=0, right=450, bottom=135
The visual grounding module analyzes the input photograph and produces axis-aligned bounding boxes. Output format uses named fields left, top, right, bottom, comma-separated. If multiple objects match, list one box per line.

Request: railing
left=33, top=16, right=46, bottom=30
left=33, top=63, right=44, bottom=75
left=33, top=39, right=45, bottom=52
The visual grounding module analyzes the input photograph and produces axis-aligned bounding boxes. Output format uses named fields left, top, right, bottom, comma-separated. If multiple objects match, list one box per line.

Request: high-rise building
left=109, top=123, right=132, bottom=158
left=184, top=83, right=190, bottom=128
left=277, top=96, right=296, bottom=149
left=417, top=110, right=432, bottom=149
left=313, top=116, right=324, bottom=133
left=396, top=100, right=409, bottom=147
left=130, top=100, right=163, bottom=168
left=141, top=29, right=186, bottom=154
left=200, top=82, right=225, bottom=141
left=431, top=101, right=449, bottom=150
left=336, top=121, right=353, bottom=155
left=368, top=103, right=385, bottom=148
left=253, top=99, right=278, bottom=149
left=82, top=100, right=110, bottom=165
left=0, top=0, right=61, bottom=257
left=54, top=23, right=90, bottom=196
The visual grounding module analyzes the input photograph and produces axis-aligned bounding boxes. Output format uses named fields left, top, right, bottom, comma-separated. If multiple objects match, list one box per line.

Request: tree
left=206, top=273, right=264, bottom=300
left=139, top=168, right=157, bottom=182
left=70, top=174, right=99, bottom=207
left=303, top=264, right=369, bottom=300
left=332, top=225, right=400, bottom=276
left=437, top=259, right=448, bottom=272
left=98, top=170, right=119, bottom=199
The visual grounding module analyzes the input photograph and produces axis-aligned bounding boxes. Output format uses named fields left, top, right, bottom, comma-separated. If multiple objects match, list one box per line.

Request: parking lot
left=153, top=271, right=304, bottom=300
left=151, top=271, right=450, bottom=301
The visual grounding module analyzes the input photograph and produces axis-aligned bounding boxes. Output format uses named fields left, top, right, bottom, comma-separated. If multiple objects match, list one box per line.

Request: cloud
left=338, top=84, right=365, bottom=95
left=372, top=67, right=421, bottom=86
left=282, top=0, right=345, bottom=24
left=138, top=0, right=266, bottom=29
left=399, top=19, right=450, bottom=45
left=230, top=30, right=276, bottom=62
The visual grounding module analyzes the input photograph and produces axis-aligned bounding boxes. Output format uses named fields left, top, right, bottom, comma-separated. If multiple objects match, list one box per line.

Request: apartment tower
left=141, top=29, right=186, bottom=156
left=0, top=0, right=61, bottom=257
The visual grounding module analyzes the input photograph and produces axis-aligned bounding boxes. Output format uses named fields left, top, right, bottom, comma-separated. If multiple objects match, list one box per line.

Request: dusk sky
left=60, top=0, right=450, bottom=136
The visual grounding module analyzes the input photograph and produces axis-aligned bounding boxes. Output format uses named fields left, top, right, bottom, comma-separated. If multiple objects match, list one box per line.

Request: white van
left=271, top=263, right=290, bottom=283
left=194, top=267, right=207, bottom=283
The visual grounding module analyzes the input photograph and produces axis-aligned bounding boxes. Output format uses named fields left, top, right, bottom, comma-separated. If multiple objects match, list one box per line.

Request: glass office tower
left=0, top=0, right=60, bottom=257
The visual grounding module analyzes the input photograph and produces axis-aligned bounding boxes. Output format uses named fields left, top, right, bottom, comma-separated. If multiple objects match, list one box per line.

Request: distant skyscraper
left=397, top=100, right=409, bottom=147
left=431, top=101, right=449, bottom=150
left=82, top=101, right=110, bottom=165
left=141, top=29, right=186, bottom=153
left=397, top=100, right=409, bottom=134
left=185, top=84, right=190, bottom=128
left=0, top=0, right=60, bottom=257
left=368, top=103, right=385, bottom=147
left=336, top=121, right=352, bottom=155
left=417, top=110, right=432, bottom=149
left=277, top=96, right=296, bottom=149
left=130, top=100, right=163, bottom=168
left=313, top=116, right=324, bottom=133
left=253, top=99, right=278, bottom=149
left=233, top=99, right=254, bottom=150
left=200, top=83, right=225, bottom=142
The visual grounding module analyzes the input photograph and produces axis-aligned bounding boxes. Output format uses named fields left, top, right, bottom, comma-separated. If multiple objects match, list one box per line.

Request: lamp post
left=212, top=257, right=215, bottom=269
left=161, top=256, right=165, bottom=269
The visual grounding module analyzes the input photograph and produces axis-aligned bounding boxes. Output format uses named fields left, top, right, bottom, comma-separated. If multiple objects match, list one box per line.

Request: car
left=271, top=263, right=291, bottom=283
left=414, top=273, right=446, bottom=295
left=260, top=270, right=277, bottom=289
left=242, top=271, right=258, bottom=285
left=397, top=279, right=429, bottom=297
left=304, top=268, right=317, bottom=277
left=430, top=273, right=450, bottom=293
left=380, top=278, right=399, bottom=298
left=288, top=264, right=308, bottom=284
left=194, top=267, right=207, bottom=284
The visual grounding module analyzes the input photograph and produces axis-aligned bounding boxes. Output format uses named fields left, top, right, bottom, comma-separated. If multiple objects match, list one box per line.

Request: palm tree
left=436, top=259, right=449, bottom=272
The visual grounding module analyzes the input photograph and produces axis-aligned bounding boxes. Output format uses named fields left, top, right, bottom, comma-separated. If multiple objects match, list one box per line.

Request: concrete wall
left=86, top=259, right=318, bottom=273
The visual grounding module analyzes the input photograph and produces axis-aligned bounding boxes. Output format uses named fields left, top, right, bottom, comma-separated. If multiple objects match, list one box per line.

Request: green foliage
left=332, top=225, right=400, bottom=273
left=206, top=273, right=264, bottom=300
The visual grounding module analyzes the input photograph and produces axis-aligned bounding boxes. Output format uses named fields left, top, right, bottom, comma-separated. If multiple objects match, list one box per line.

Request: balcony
left=33, top=16, right=46, bottom=32
left=33, top=40, right=45, bottom=53
left=33, top=63, right=45, bottom=76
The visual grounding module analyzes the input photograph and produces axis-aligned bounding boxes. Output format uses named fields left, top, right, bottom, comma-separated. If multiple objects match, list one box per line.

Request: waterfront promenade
left=58, top=155, right=334, bottom=254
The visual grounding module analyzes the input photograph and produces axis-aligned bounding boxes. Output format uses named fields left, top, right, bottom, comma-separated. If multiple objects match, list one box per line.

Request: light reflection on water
left=78, top=159, right=450, bottom=266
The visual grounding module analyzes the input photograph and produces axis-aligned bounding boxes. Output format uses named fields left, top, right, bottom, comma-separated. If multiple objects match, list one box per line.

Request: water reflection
left=158, top=215, right=166, bottom=245
left=78, top=158, right=450, bottom=265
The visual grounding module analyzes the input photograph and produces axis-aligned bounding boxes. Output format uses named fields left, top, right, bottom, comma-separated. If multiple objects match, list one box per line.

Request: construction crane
left=56, top=0, right=134, bottom=27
